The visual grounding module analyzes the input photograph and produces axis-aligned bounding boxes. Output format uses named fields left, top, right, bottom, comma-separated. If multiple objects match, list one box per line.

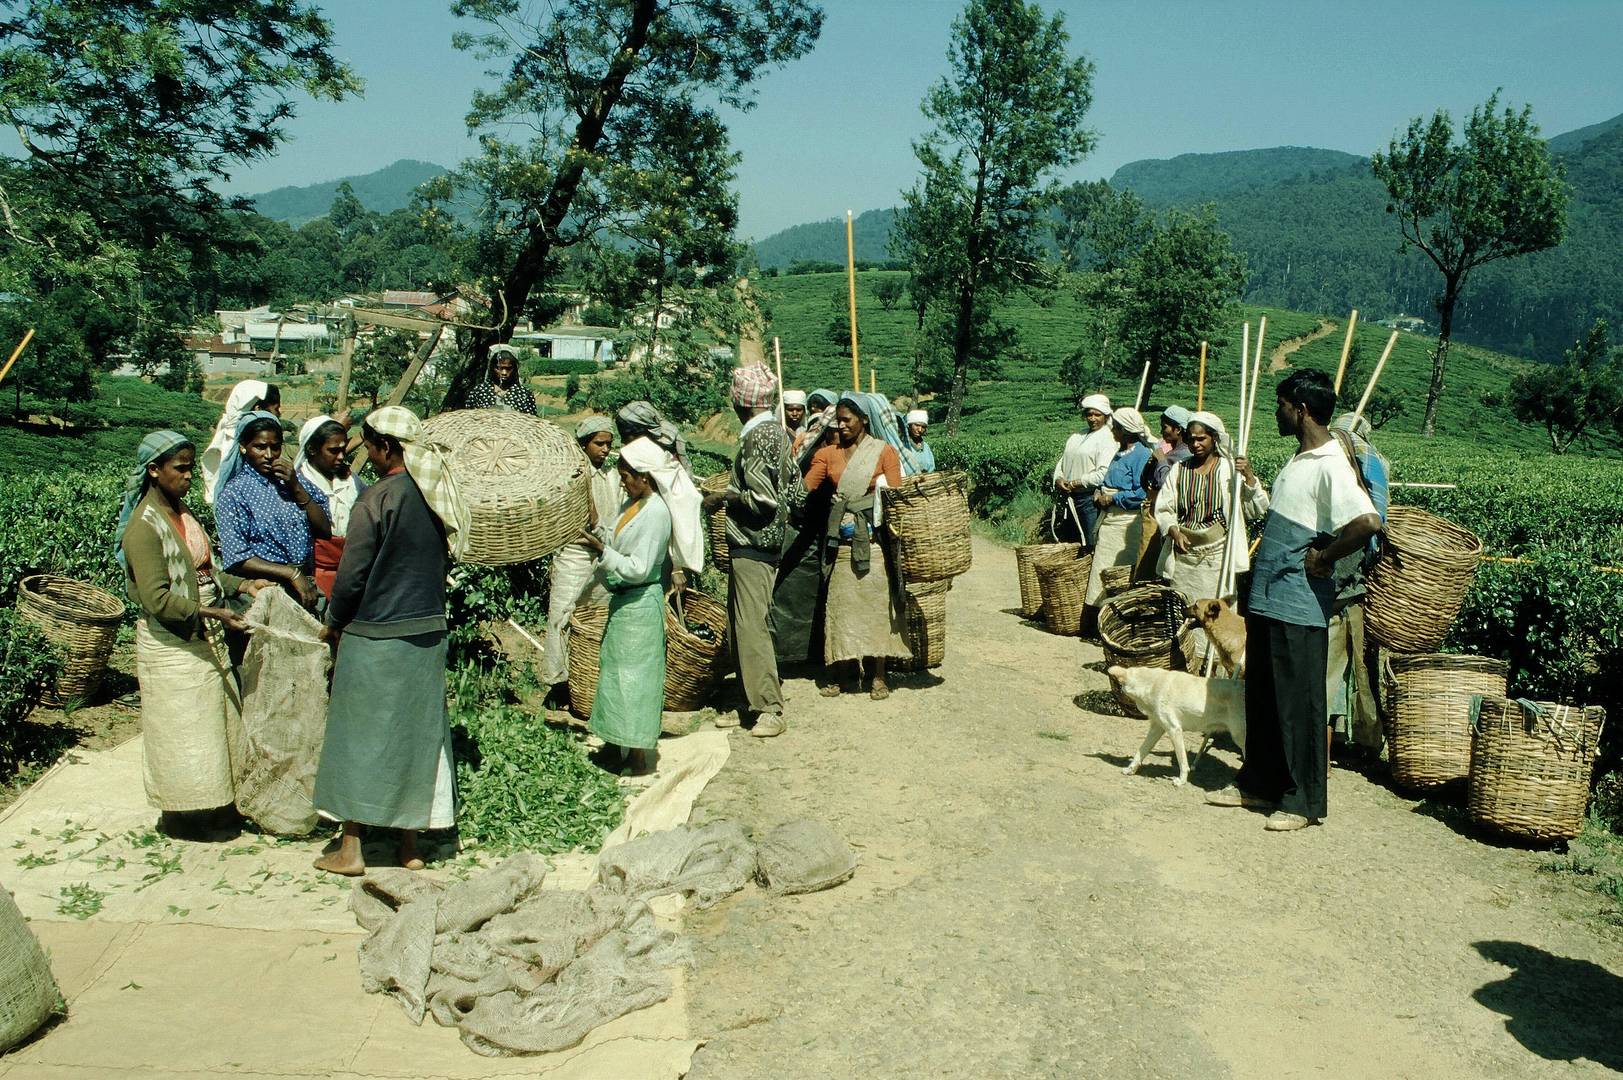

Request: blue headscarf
left=211, top=410, right=282, bottom=502
left=807, top=388, right=839, bottom=410
left=837, top=392, right=909, bottom=460
left=115, top=430, right=192, bottom=569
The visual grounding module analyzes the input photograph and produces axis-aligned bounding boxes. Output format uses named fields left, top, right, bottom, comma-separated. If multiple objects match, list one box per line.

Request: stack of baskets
left=1014, top=542, right=1079, bottom=619
left=1033, top=552, right=1092, bottom=636
left=420, top=410, right=592, bottom=566
left=699, top=472, right=731, bottom=573
left=885, top=471, right=973, bottom=670
left=16, top=574, right=125, bottom=706
left=1098, top=585, right=1195, bottom=716
left=566, top=589, right=730, bottom=719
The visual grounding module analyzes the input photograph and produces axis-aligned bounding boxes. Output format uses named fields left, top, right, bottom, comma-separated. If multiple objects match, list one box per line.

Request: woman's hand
left=1236, top=456, right=1257, bottom=485
left=240, top=578, right=277, bottom=598
left=1169, top=526, right=1190, bottom=554
left=701, top=491, right=728, bottom=515
left=578, top=528, right=605, bottom=553
left=203, top=606, right=249, bottom=634
left=318, top=624, right=339, bottom=645
left=271, top=459, right=299, bottom=490
left=1092, top=488, right=1113, bottom=508
left=671, top=568, right=688, bottom=594
left=290, top=572, right=320, bottom=610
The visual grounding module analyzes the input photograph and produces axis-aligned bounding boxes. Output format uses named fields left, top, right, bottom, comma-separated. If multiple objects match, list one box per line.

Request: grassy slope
left=0, top=377, right=222, bottom=475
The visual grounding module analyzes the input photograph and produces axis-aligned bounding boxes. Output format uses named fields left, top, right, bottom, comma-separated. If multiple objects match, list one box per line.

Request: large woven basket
left=1035, top=552, right=1092, bottom=636
left=16, top=574, right=124, bottom=706
left=420, top=410, right=591, bottom=566
left=1099, top=564, right=1134, bottom=599
left=1381, top=654, right=1508, bottom=790
left=1365, top=506, right=1483, bottom=653
left=700, top=471, right=731, bottom=574
left=565, top=589, right=731, bottom=718
left=884, top=471, right=972, bottom=583
left=1099, top=585, right=1195, bottom=716
left=900, top=580, right=949, bottom=671
left=1015, top=543, right=1079, bottom=618
left=1468, top=697, right=1606, bottom=843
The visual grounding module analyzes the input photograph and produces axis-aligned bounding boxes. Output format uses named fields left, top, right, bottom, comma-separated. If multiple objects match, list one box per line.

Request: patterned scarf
left=366, top=406, right=472, bottom=560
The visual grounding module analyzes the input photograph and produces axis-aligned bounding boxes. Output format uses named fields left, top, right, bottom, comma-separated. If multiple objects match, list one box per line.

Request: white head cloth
left=782, top=390, right=808, bottom=407
left=1185, top=410, right=1231, bottom=457
left=294, top=416, right=361, bottom=536
left=619, top=436, right=704, bottom=573
left=202, top=379, right=270, bottom=504
left=1080, top=393, right=1112, bottom=416
left=905, top=409, right=928, bottom=427
left=365, top=406, right=472, bottom=560
left=1110, top=406, right=1152, bottom=442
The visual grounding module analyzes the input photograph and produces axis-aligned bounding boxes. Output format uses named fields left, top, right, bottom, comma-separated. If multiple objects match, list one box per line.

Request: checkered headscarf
left=730, top=363, right=777, bottom=410
left=366, top=406, right=471, bottom=560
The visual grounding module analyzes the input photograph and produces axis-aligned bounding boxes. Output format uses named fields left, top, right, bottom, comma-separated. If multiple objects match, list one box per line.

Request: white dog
left=1108, top=665, right=1247, bottom=787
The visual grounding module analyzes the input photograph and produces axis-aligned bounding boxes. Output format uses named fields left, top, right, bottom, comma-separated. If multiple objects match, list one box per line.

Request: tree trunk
left=444, top=0, right=659, bottom=408
left=1421, top=278, right=1460, bottom=437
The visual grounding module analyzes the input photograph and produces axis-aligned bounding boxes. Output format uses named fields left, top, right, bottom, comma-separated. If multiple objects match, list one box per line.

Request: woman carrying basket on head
left=803, top=393, right=910, bottom=700
left=313, top=406, right=470, bottom=876
left=578, top=436, right=704, bottom=774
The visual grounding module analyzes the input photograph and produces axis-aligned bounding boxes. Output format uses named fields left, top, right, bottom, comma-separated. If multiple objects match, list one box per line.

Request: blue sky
left=227, top=0, right=1623, bottom=239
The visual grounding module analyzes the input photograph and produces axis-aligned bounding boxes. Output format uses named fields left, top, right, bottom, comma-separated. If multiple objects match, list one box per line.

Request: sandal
left=870, top=682, right=891, bottom=701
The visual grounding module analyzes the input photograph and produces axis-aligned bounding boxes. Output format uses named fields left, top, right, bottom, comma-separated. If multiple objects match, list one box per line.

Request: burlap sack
left=236, top=589, right=331, bottom=835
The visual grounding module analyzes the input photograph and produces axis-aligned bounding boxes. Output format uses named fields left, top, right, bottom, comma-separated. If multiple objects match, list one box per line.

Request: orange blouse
left=804, top=441, right=902, bottom=496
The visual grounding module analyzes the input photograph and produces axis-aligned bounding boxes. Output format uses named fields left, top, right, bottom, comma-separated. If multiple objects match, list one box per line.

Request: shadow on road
left=1471, top=940, right=1623, bottom=1071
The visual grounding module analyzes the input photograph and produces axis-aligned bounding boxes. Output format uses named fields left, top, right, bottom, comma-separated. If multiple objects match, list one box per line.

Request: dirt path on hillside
left=1270, top=319, right=1337, bottom=371
left=680, top=537, right=1623, bottom=1079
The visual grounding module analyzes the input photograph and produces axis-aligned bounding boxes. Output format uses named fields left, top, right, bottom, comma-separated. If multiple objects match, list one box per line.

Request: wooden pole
left=1352, top=331, right=1399, bottom=428
left=846, top=210, right=860, bottom=391
left=869, top=367, right=876, bottom=395
left=1332, top=309, right=1359, bottom=394
left=1195, top=341, right=1208, bottom=411
left=0, top=328, right=36, bottom=388
left=1134, top=360, right=1151, bottom=412
left=1214, top=323, right=1251, bottom=613
left=333, top=319, right=359, bottom=421
left=773, top=337, right=785, bottom=427
left=1236, top=322, right=1249, bottom=450
left=1243, top=316, right=1266, bottom=456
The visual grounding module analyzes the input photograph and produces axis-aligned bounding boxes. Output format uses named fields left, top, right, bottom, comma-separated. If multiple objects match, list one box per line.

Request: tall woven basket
left=900, top=580, right=950, bottom=671
left=566, top=590, right=731, bottom=717
left=1099, top=564, right=1134, bottom=599
left=700, top=472, right=731, bottom=573
left=1099, top=585, right=1195, bottom=716
left=1365, top=506, right=1483, bottom=653
left=16, top=574, right=125, bottom=706
left=1035, top=552, right=1092, bottom=636
left=0, top=881, right=58, bottom=1052
left=420, top=410, right=591, bottom=566
left=884, top=471, right=972, bottom=583
left=1468, top=697, right=1606, bottom=843
left=1381, top=654, right=1508, bottom=791
left=1015, top=543, right=1079, bottom=618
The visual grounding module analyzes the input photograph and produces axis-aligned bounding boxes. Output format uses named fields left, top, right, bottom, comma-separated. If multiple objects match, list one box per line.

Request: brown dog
left=1188, top=598, right=1246, bottom=677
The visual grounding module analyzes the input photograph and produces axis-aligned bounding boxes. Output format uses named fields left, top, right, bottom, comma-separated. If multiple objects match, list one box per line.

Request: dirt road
left=681, top=537, right=1623, bottom=1078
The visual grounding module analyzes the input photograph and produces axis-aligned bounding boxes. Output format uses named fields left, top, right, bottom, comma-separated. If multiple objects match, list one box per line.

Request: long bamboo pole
left=1134, top=360, right=1151, bottom=411
left=1351, top=330, right=1399, bottom=428
left=1208, top=323, right=1251, bottom=673
left=1236, top=322, right=1250, bottom=450
left=845, top=210, right=860, bottom=391
left=1195, top=341, right=1208, bottom=411
left=869, top=367, right=876, bottom=395
left=774, top=337, right=785, bottom=427
left=1244, top=315, right=1266, bottom=456
left=1332, top=309, right=1359, bottom=393
left=0, top=328, right=36, bottom=387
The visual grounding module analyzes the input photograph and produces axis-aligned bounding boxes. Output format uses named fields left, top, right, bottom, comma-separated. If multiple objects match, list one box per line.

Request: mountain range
left=247, top=159, right=451, bottom=224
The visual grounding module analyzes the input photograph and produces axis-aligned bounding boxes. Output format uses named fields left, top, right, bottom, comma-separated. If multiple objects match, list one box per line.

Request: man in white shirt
left=1207, top=369, right=1381, bottom=832
left=1051, top=393, right=1114, bottom=547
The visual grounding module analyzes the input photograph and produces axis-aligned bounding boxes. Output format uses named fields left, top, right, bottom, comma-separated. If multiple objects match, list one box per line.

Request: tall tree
left=892, top=0, right=1094, bottom=434
left=1052, top=180, right=1152, bottom=398
left=0, top=1, right=357, bottom=401
left=437, top=0, right=822, bottom=406
left=1370, top=92, right=1568, bottom=436
left=1509, top=319, right=1623, bottom=454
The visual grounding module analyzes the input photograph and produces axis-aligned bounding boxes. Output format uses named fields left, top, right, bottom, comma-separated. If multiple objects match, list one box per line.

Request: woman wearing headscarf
left=1052, top=393, right=1114, bottom=548
left=466, top=343, right=538, bottom=414
left=1151, top=411, right=1268, bottom=610
left=214, top=411, right=329, bottom=611
left=201, top=379, right=279, bottom=504
left=313, top=406, right=470, bottom=876
left=900, top=409, right=935, bottom=476
left=540, top=416, right=624, bottom=695
left=1135, top=404, right=1194, bottom=577
left=118, top=432, right=270, bottom=840
left=791, top=388, right=839, bottom=460
left=803, top=393, right=909, bottom=699
left=615, top=400, right=691, bottom=474
left=1083, top=407, right=1154, bottom=617
left=578, top=436, right=704, bottom=772
left=294, top=416, right=366, bottom=600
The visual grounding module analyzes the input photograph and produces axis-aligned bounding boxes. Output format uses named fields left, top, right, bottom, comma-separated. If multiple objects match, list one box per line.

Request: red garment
left=312, top=536, right=345, bottom=599
left=804, top=441, right=902, bottom=494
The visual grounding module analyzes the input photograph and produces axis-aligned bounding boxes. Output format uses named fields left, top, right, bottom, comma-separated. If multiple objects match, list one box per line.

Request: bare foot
left=819, top=683, right=843, bottom=697
left=398, top=832, right=424, bottom=871
left=313, top=849, right=365, bottom=876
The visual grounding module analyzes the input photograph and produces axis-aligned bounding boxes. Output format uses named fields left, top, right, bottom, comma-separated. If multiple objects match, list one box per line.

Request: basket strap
left=1468, top=694, right=1485, bottom=735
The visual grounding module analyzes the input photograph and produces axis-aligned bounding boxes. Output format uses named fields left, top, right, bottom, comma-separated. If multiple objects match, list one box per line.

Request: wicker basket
left=900, top=580, right=949, bottom=671
left=1381, top=654, right=1508, bottom=791
left=1365, top=506, right=1483, bottom=653
left=1099, top=585, right=1195, bottom=716
left=884, top=471, right=972, bottom=583
left=1468, top=697, right=1606, bottom=843
left=1015, top=543, right=1079, bottom=618
left=1035, top=552, right=1092, bottom=636
left=700, top=471, right=731, bottom=574
left=0, top=882, right=58, bottom=1051
left=16, top=574, right=125, bottom=706
left=566, top=589, right=731, bottom=718
left=1100, top=564, right=1134, bottom=598
left=420, top=410, right=592, bottom=566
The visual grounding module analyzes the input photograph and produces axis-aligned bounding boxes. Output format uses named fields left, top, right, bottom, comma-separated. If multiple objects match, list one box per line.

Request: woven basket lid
left=421, top=409, right=592, bottom=566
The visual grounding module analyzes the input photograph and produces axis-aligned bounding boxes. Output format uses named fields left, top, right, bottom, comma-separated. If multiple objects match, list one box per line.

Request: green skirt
left=589, top=583, right=666, bottom=750
left=314, top=630, right=452, bottom=830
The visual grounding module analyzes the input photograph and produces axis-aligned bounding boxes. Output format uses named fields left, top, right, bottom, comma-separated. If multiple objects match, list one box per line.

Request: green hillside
left=248, top=158, right=451, bottom=224
left=752, top=207, right=898, bottom=269
left=759, top=269, right=1543, bottom=450
left=1108, top=146, right=1362, bottom=205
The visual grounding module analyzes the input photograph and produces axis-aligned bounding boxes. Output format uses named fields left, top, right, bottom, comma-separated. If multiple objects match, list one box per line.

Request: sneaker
left=1205, top=785, right=1274, bottom=809
left=1264, top=811, right=1317, bottom=832
left=750, top=714, right=787, bottom=738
